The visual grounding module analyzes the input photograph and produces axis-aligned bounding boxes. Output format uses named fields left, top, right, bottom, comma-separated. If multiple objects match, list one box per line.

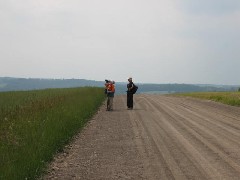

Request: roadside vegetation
left=174, top=91, right=240, bottom=107
left=0, top=87, right=105, bottom=180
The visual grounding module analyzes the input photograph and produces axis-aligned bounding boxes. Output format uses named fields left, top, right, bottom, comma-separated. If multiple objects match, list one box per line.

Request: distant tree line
left=0, top=77, right=103, bottom=92
left=0, top=77, right=238, bottom=94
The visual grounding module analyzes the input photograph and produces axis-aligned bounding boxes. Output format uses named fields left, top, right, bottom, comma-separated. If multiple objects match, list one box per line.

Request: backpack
left=132, top=83, right=138, bottom=94
left=107, top=83, right=115, bottom=93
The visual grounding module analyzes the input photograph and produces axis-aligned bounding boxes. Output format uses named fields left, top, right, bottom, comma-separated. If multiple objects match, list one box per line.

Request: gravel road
left=43, top=94, right=240, bottom=180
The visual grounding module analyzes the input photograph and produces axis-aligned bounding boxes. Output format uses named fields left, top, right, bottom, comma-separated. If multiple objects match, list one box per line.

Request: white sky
left=0, top=0, right=240, bottom=85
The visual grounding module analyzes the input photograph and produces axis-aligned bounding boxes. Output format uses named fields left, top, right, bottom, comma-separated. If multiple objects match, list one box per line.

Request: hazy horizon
left=1, top=76, right=239, bottom=86
left=1, top=0, right=240, bottom=85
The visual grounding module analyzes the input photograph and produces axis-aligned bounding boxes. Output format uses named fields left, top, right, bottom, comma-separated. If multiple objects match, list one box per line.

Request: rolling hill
left=0, top=77, right=238, bottom=94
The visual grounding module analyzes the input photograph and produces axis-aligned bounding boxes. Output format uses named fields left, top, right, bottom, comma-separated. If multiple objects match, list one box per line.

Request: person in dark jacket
left=127, top=77, right=134, bottom=109
left=104, top=79, right=110, bottom=95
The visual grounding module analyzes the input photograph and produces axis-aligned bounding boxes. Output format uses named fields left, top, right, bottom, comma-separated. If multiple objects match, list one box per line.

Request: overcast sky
left=0, top=0, right=240, bottom=85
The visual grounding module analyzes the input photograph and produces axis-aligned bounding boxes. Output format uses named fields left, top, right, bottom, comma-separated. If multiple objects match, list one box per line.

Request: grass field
left=0, top=87, right=105, bottom=180
left=174, top=91, right=240, bottom=107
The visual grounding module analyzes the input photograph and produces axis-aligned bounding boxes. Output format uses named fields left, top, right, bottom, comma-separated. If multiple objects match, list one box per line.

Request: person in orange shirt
left=106, top=81, right=115, bottom=111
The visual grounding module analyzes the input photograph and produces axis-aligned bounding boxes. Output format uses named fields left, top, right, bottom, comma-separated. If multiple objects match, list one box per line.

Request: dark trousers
left=127, top=92, right=133, bottom=108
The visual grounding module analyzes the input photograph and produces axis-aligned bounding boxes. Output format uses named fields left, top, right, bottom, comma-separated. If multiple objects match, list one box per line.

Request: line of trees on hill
left=0, top=77, right=238, bottom=94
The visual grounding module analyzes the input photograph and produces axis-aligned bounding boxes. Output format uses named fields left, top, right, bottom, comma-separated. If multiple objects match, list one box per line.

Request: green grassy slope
left=174, top=92, right=240, bottom=107
left=0, top=87, right=105, bottom=180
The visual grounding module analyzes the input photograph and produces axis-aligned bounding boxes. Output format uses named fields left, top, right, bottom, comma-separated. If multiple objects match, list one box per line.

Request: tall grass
left=0, top=87, right=105, bottom=180
left=174, top=92, right=240, bottom=107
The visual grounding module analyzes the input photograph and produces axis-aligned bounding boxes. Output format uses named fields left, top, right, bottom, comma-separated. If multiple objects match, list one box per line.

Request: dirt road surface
left=43, top=94, right=240, bottom=180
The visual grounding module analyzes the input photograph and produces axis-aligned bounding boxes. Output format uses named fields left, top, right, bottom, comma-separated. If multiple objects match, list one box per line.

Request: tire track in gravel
left=131, top=96, right=217, bottom=179
left=141, top=95, right=240, bottom=179
left=43, top=94, right=240, bottom=180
